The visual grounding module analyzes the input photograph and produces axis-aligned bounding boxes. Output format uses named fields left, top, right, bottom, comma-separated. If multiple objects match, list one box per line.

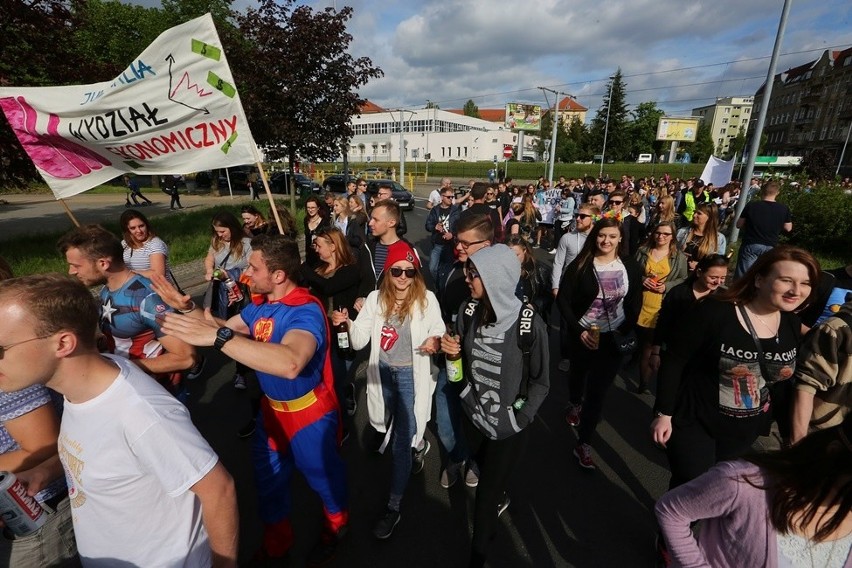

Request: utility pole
left=539, top=87, right=573, bottom=185
left=730, top=0, right=792, bottom=244
left=600, top=76, right=615, bottom=179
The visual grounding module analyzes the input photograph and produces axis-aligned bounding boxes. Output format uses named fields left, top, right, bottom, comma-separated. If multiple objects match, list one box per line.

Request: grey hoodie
left=456, top=245, right=550, bottom=440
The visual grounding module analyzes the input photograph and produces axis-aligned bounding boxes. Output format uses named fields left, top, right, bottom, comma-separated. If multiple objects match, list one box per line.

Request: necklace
left=746, top=305, right=780, bottom=343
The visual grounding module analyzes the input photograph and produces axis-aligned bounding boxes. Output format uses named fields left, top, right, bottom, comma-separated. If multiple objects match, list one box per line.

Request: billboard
left=656, top=117, right=700, bottom=142
left=505, top=103, right=541, bottom=131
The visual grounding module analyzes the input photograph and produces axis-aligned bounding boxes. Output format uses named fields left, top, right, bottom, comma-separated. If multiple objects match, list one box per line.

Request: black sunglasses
left=389, top=267, right=417, bottom=278
left=576, top=213, right=592, bottom=220
left=609, top=200, right=623, bottom=205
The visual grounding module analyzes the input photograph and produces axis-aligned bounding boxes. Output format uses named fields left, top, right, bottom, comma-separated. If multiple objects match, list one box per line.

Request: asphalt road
left=184, top=196, right=673, bottom=568
left=1, top=186, right=677, bottom=567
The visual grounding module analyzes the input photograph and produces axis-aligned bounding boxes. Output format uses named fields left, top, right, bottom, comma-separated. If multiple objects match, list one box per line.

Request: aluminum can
left=0, top=471, right=47, bottom=536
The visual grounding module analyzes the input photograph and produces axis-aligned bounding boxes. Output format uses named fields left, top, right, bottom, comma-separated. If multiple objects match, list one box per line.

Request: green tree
left=566, top=117, right=589, bottom=161
left=799, top=149, right=836, bottom=181
left=629, top=101, right=665, bottom=159
left=588, top=69, right=629, bottom=162
left=425, top=100, right=440, bottom=109
left=0, top=0, right=82, bottom=187
left=726, top=130, right=747, bottom=161
left=235, top=0, right=382, bottom=208
left=463, top=99, right=480, bottom=119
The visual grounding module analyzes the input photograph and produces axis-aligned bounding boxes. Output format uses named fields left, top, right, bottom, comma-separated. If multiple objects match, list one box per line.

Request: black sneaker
left=237, top=418, right=256, bottom=439
left=307, top=526, right=347, bottom=567
left=411, top=440, right=431, bottom=475
left=185, top=356, right=205, bottom=381
left=497, top=493, right=511, bottom=518
left=344, top=383, right=357, bottom=416
left=373, top=509, right=400, bottom=540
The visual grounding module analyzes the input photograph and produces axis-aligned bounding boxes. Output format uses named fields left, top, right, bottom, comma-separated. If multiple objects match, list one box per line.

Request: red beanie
left=383, top=241, right=420, bottom=272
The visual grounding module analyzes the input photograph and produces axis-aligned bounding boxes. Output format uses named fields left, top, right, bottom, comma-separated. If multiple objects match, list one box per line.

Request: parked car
left=322, top=174, right=351, bottom=193
left=359, top=167, right=386, bottom=178
left=520, top=156, right=535, bottom=162
left=217, top=166, right=262, bottom=192
left=270, top=171, right=321, bottom=195
left=365, top=179, right=415, bottom=211
left=636, top=153, right=653, bottom=163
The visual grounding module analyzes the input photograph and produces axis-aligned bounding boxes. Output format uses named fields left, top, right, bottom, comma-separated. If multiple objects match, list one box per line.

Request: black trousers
left=463, top=417, right=528, bottom=568
left=666, top=418, right=758, bottom=490
left=568, top=332, right=624, bottom=445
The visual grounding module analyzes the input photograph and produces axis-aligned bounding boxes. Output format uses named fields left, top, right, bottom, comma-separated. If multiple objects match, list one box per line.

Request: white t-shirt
left=427, top=188, right=441, bottom=207
left=58, top=355, right=218, bottom=567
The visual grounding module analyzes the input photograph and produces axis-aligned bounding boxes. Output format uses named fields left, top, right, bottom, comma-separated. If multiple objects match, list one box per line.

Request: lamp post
left=600, top=76, right=615, bottom=179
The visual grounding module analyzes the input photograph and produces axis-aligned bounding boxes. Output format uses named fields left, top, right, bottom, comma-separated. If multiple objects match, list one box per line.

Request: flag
left=0, top=13, right=257, bottom=200
left=700, top=156, right=735, bottom=188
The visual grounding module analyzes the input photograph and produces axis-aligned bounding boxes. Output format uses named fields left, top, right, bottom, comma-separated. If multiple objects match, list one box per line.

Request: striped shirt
left=122, top=236, right=172, bottom=275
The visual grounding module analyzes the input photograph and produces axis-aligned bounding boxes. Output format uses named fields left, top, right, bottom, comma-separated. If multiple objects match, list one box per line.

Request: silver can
left=0, top=471, right=47, bottom=536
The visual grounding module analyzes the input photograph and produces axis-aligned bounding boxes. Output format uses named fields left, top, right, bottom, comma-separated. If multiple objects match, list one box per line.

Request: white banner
left=700, top=155, right=735, bottom=188
left=0, top=13, right=258, bottom=199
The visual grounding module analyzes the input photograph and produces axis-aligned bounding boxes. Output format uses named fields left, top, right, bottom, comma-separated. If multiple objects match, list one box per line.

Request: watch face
left=217, top=327, right=234, bottom=341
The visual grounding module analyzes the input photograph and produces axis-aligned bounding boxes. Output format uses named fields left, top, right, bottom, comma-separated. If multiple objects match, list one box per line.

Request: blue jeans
left=434, top=366, right=469, bottom=464
left=379, top=361, right=416, bottom=503
left=735, top=243, right=773, bottom=278
left=429, top=242, right=446, bottom=282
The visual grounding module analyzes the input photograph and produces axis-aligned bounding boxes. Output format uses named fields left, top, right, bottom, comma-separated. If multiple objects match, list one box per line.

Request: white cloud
left=340, top=0, right=850, bottom=120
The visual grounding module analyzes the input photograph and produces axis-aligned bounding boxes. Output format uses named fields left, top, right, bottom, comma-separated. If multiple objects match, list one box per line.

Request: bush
left=780, top=186, right=852, bottom=262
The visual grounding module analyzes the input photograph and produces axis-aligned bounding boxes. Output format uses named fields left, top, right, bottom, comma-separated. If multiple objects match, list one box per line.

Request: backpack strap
left=516, top=302, right=536, bottom=403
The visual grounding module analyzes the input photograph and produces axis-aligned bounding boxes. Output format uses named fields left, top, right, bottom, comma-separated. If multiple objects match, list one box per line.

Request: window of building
left=722, top=118, right=728, bottom=124
left=820, top=127, right=827, bottom=140
left=724, top=108, right=730, bottom=115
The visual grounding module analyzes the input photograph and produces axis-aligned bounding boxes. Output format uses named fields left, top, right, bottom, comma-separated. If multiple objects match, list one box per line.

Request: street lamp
left=600, top=75, right=615, bottom=178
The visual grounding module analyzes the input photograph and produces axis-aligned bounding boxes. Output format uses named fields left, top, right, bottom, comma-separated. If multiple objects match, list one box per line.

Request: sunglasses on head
left=389, top=267, right=417, bottom=278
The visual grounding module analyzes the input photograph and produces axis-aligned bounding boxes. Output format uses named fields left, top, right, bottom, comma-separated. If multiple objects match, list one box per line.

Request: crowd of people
left=0, top=171, right=851, bottom=568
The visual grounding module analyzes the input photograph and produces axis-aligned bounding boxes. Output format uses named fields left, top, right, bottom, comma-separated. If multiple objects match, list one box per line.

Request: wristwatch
left=214, top=327, right=235, bottom=350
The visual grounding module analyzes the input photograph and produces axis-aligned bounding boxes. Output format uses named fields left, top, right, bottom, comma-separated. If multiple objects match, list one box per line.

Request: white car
left=637, top=154, right=653, bottom=163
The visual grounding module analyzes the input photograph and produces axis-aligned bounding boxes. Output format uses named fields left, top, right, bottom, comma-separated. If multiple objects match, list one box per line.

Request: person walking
left=332, top=241, right=444, bottom=539
left=425, top=187, right=460, bottom=281
left=556, top=217, right=642, bottom=469
left=735, top=180, right=793, bottom=277
left=633, top=221, right=688, bottom=393
left=676, top=202, right=727, bottom=274
left=120, top=209, right=176, bottom=285
left=441, top=244, right=549, bottom=568
left=652, top=246, right=819, bottom=489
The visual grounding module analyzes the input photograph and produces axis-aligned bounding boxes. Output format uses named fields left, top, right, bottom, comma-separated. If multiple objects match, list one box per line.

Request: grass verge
left=3, top=198, right=306, bottom=277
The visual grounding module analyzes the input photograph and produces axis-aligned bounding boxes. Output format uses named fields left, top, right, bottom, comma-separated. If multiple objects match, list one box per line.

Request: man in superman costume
left=155, top=234, right=348, bottom=566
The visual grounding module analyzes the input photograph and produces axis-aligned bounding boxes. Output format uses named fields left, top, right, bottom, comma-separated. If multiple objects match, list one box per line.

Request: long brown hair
left=683, top=202, right=721, bottom=259
left=378, top=261, right=427, bottom=319
left=210, top=212, right=246, bottom=258
left=642, top=220, right=679, bottom=257
left=574, top=217, right=624, bottom=273
left=120, top=209, right=156, bottom=250
left=717, top=245, right=820, bottom=306
left=745, top=421, right=852, bottom=542
left=314, top=227, right=356, bottom=275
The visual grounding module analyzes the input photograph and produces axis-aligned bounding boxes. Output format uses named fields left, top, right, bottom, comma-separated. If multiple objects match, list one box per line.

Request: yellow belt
left=266, top=390, right=318, bottom=413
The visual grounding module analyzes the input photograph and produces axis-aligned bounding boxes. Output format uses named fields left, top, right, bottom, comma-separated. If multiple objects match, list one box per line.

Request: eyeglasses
left=0, top=335, right=51, bottom=359
left=441, top=193, right=454, bottom=198
left=454, top=237, right=488, bottom=250
left=463, top=264, right=481, bottom=281
left=609, top=200, right=623, bottom=205
left=576, top=213, right=593, bottom=220
left=654, top=231, right=673, bottom=237
left=389, top=267, right=417, bottom=278
left=486, top=192, right=495, bottom=196
left=306, top=206, right=318, bottom=211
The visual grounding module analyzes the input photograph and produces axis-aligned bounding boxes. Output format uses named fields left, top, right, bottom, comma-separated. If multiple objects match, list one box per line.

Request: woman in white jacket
left=332, top=240, right=445, bottom=540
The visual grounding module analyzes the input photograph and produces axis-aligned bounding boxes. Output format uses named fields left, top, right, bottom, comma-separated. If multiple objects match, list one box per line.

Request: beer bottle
left=446, top=334, right=464, bottom=383
left=335, top=314, right=354, bottom=356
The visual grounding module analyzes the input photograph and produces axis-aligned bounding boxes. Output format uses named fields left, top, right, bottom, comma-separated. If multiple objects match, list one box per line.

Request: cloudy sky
left=295, top=0, right=851, bottom=122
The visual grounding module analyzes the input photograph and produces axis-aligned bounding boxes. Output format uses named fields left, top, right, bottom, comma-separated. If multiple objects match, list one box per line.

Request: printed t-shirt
left=240, top=299, right=326, bottom=401
left=579, top=259, right=628, bottom=332
left=59, top=355, right=218, bottom=567
left=98, top=274, right=172, bottom=361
